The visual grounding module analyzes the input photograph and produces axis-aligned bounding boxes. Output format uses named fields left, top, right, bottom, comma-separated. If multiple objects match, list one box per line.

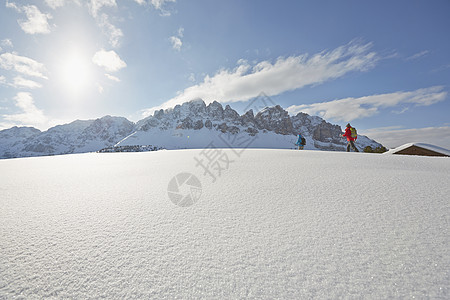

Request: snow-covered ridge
left=0, top=116, right=134, bottom=159
left=0, top=99, right=383, bottom=159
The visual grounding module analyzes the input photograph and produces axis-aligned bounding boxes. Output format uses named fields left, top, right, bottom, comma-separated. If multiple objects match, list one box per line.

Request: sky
left=0, top=0, right=449, bottom=149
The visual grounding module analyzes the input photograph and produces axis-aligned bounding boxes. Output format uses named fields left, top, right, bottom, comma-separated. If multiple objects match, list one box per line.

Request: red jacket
left=343, top=127, right=355, bottom=141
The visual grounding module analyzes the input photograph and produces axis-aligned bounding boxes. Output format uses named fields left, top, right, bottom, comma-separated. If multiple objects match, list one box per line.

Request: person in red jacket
left=342, top=123, right=359, bottom=152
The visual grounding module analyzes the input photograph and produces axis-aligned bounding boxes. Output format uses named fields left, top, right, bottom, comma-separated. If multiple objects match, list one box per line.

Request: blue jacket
left=296, top=134, right=305, bottom=145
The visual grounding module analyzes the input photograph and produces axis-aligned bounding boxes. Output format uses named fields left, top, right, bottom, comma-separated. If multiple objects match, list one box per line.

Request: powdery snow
left=0, top=150, right=449, bottom=298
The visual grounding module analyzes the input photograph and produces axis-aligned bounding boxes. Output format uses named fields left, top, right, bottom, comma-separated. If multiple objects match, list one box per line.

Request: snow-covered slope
left=1, top=150, right=448, bottom=298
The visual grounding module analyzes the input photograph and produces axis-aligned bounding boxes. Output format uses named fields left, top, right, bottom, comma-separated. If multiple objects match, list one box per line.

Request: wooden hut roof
left=384, top=143, right=450, bottom=157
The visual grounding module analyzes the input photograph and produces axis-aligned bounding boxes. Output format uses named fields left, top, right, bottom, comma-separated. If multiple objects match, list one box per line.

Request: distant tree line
left=98, top=145, right=164, bottom=153
left=363, top=146, right=388, bottom=153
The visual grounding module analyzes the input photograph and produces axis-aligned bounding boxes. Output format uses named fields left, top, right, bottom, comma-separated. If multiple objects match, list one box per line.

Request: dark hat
left=346, top=123, right=351, bottom=127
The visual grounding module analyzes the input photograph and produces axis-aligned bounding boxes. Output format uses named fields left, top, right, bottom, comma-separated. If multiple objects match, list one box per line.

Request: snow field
left=0, top=149, right=449, bottom=298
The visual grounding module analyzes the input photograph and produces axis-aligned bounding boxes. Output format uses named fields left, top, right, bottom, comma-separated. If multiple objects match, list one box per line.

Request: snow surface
left=384, top=142, right=450, bottom=156
left=117, top=128, right=309, bottom=150
left=1, top=150, right=449, bottom=298
left=116, top=127, right=379, bottom=153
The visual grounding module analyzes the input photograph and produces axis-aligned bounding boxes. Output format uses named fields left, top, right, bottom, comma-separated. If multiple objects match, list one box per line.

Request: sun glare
left=58, top=51, right=93, bottom=93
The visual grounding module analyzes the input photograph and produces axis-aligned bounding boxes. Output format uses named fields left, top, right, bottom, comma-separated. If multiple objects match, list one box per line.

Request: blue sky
left=1, top=0, right=449, bottom=148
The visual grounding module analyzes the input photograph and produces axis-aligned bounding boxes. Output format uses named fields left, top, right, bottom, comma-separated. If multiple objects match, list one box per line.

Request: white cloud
left=2, top=92, right=47, bottom=127
left=105, top=73, right=120, bottom=82
left=44, top=0, right=81, bottom=9
left=287, top=86, right=447, bottom=122
left=92, top=49, right=126, bottom=72
left=98, top=13, right=123, bottom=48
left=177, top=27, right=184, bottom=37
left=86, top=2, right=123, bottom=49
left=406, top=50, right=429, bottom=61
left=0, top=52, right=48, bottom=79
left=88, top=0, right=117, bottom=18
left=141, top=41, right=378, bottom=116
left=361, top=126, right=450, bottom=150
left=151, top=0, right=176, bottom=9
left=5, top=1, right=18, bottom=10
left=1, top=39, right=14, bottom=49
left=169, top=27, right=184, bottom=51
left=6, top=2, right=52, bottom=34
left=13, top=76, right=43, bottom=89
left=45, top=0, right=66, bottom=9
left=431, top=64, right=450, bottom=74
left=391, top=107, right=409, bottom=114
left=169, top=36, right=182, bottom=51
left=135, top=0, right=176, bottom=16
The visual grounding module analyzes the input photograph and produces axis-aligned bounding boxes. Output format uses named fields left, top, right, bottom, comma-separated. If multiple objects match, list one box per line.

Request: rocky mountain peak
left=154, top=109, right=165, bottom=119
left=224, top=104, right=240, bottom=120
left=82, top=116, right=135, bottom=141
left=240, top=109, right=255, bottom=126
left=206, top=101, right=224, bottom=120
left=255, top=105, right=293, bottom=135
left=184, top=99, right=207, bottom=116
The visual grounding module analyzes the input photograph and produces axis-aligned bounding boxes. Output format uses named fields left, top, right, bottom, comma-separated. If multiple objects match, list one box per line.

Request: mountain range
left=0, top=99, right=383, bottom=159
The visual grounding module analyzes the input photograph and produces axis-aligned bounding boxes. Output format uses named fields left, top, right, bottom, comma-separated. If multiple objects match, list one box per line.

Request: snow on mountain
left=0, top=99, right=383, bottom=159
left=0, top=126, right=41, bottom=158
left=0, top=116, right=134, bottom=158
left=118, top=99, right=382, bottom=151
left=0, top=150, right=448, bottom=298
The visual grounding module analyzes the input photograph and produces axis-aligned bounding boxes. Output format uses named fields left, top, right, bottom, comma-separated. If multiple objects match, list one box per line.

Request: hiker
left=342, top=123, right=359, bottom=152
left=296, top=133, right=306, bottom=150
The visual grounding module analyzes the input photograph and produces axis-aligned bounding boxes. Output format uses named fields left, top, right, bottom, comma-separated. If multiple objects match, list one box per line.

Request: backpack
left=301, top=137, right=306, bottom=145
left=350, top=127, right=357, bottom=139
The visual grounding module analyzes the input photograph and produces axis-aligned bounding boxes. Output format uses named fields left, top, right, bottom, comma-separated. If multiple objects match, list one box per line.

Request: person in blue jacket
left=296, top=133, right=306, bottom=150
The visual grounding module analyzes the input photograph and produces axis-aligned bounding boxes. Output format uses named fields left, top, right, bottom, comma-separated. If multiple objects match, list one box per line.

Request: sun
left=58, top=50, right=94, bottom=93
